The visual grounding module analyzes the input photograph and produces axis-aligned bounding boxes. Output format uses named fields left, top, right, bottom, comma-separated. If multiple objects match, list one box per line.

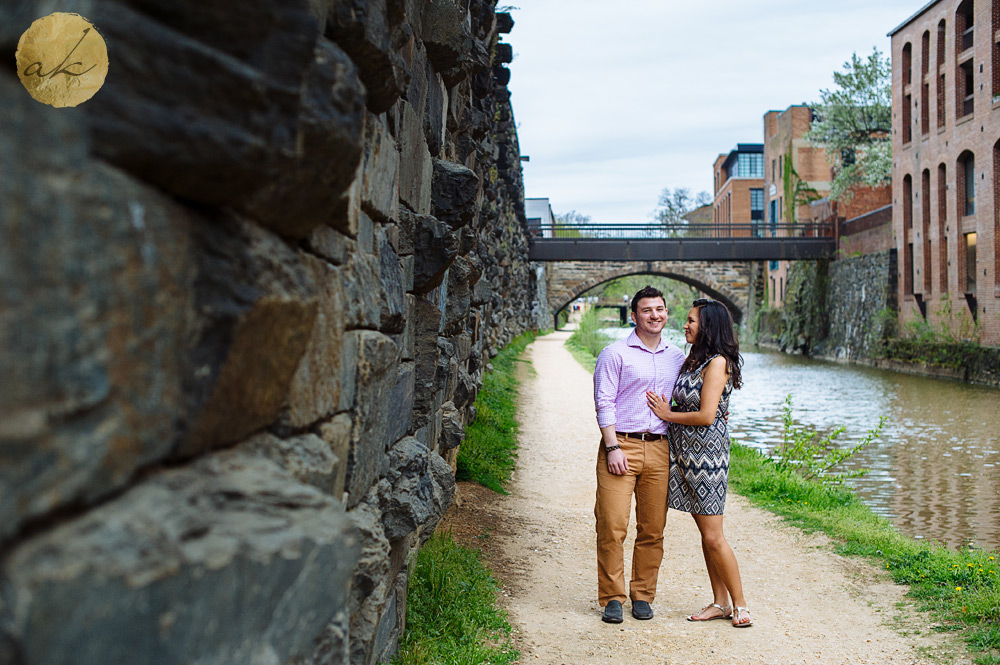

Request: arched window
left=993, top=0, right=1000, bottom=98
left=956, top=0, right=975, bottom=118
left=937, top=20, right=947, bottom=127
left=921, top=31, right=930, bottom=136
left=903, top=174, right=914, bottom=295
left=957, top=150, right=977, bottom=294
left=902, top=43, right=913, bottom=142
left=994, top=140, right=1000, bottom=288
left=922, top=169, right=932, bottom=293
left=937, top=163, right=949, bottom=292
left=958, top=150, right=976, bottom=217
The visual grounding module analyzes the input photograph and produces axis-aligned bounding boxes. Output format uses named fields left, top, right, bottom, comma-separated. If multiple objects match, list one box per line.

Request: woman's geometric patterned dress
left=666, top=355, right=733, bottom=515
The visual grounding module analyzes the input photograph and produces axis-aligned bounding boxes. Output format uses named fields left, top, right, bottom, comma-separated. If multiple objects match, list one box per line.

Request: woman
left=646, top=298, right=752, bottom=628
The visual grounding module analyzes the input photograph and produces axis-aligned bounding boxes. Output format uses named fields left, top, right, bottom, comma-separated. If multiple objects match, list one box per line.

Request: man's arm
left=595, top=349, right=629, bottom=475
left=601, top=424, right=629, bottom=475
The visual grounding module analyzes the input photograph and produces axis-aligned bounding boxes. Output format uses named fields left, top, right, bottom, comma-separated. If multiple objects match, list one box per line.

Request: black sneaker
left=601, top=600, right=623, bottom=623
left=631, top=600, right=654, bottom=620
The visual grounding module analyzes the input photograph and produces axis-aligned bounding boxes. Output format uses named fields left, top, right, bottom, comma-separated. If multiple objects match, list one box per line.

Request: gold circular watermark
left=15, top=13, right=109, bottom=108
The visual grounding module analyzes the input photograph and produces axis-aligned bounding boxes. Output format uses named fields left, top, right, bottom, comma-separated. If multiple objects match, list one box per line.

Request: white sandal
left=686, top=603, right=732, bottom=621
left=732, top=606, right=753, bottom=627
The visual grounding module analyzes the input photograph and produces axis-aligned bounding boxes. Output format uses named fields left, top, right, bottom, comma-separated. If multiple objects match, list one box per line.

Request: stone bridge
left=546, top=260, right=755, bottom=324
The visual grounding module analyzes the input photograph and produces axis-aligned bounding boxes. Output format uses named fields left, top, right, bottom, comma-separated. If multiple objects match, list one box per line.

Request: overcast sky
left=506, top=0, right=920, bottom=223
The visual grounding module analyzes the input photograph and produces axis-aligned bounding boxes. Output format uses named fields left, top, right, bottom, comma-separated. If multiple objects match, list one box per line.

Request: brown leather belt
left=616, top=432, right=664, bottom=441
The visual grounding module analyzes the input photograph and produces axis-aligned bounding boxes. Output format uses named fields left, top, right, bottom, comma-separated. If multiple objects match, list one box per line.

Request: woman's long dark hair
left=683, top=300, right=743, bottom=389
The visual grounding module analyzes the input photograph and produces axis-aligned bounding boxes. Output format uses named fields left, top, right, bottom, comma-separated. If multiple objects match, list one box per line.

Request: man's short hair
left=630, top=285, right=666, bottom=313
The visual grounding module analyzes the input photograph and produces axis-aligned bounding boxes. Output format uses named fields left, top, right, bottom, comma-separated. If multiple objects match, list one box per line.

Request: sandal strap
left=699, top=603, right=731, bottom=616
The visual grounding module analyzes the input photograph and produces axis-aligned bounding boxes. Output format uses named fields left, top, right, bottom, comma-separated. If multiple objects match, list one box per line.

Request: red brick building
left=712, top=144, right=764, bottom=238
left=890, top=0, right=1000, bottom=344
left=806, top=186, right=894, bottom=256
left=762, top=106, right=833, bottom=307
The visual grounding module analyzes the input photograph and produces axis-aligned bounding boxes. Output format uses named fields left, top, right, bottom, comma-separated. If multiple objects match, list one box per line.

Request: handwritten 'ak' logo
left=16, top=12, right=109, bottom=108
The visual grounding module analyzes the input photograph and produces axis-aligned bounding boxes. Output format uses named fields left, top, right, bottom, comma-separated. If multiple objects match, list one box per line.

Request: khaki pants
left=594, top=433, right=670, bottom=606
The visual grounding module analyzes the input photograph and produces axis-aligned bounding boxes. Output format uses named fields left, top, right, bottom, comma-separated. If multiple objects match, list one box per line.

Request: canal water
left=600, top=326, right=1000, bottom=552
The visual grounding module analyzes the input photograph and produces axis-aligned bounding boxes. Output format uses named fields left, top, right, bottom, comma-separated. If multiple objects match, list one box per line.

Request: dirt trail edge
left=443, top=330, right=970, bottom=665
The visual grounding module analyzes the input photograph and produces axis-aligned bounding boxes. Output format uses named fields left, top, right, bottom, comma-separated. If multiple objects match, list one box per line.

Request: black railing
left=532, top=222, right=835, bottom=240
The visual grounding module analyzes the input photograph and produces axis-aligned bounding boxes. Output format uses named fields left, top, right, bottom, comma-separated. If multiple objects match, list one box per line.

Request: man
left=593, top=285, right=685, bottom=623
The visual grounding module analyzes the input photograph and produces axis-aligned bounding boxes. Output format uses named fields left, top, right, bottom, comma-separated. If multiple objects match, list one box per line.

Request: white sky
left=506, top=0, right=921, bottom=223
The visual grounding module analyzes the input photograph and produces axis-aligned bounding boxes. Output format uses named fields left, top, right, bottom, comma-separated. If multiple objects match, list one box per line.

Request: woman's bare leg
left=691, top=513, right=746, bottom=611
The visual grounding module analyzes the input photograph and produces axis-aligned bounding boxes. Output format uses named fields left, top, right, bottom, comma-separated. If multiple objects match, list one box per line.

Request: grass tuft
left=392, top=531, right=519, bottom=665
left=456, top=330, right=539, bottom=493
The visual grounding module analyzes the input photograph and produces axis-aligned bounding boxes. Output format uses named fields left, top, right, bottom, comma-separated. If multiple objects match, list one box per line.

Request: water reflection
left=599, top=327, right=1000, bottom=551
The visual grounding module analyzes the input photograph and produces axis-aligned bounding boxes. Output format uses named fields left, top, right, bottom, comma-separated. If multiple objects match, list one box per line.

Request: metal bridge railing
left=528, top=222, right=835, bottom=240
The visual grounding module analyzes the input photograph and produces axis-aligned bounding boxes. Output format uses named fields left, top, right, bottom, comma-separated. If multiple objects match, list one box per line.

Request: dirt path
left=444, top=330, right=970, bottom=665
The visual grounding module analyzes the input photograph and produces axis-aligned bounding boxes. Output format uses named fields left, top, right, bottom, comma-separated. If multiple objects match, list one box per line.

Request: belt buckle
left=640, top=432, right=650, bottom=441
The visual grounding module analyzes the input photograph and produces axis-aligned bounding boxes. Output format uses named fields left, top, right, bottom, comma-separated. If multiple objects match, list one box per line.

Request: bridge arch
left=547, top=260, right=752, bottom=328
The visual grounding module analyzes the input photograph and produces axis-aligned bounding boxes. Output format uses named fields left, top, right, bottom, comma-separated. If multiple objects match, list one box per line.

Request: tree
left=650, top=187, right=711, bottom=236
left=552, top=209, right=591, bottom=238
left=805, top=48, right=892, bottom=201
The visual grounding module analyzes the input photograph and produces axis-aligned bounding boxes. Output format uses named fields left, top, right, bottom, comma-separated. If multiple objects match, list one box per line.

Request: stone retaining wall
left=754, top=252, right=897, bottom=362
left=0, top=2, right=538, bottom=664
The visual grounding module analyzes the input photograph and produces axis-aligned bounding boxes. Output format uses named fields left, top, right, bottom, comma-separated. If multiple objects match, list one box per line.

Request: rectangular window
left=964, top=157, right=976, bottom=215
left=958, top=60, right=974, bottom=117
left=903, top=94, right=912, bottom=142
left=750, top=188, right=764, bottom=221
left=733, top=152, right=763, bottom=178
left=769, top=200, right=778, bottom=235
left=938, top=164, right=948, bottom=291
left=906, top=243, right=915, bottom=295
left=769, top=260, right=778, bottom=271
left=965, top=232, right=977, bottom=292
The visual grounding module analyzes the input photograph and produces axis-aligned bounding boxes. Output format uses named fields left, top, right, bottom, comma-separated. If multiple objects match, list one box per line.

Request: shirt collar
left=626, top=329, right=669, bottom=353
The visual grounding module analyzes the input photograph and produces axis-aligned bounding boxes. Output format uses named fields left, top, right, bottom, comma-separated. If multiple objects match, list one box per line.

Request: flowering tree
left=805, top=48, right=892, bottom=202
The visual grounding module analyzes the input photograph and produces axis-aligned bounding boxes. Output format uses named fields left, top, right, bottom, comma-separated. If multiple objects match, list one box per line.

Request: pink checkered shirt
left=593, top=330, right=686, bottom=434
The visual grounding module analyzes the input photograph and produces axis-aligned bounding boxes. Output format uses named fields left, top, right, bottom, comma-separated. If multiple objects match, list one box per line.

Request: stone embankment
left=0, top=2, right=541, bottom=664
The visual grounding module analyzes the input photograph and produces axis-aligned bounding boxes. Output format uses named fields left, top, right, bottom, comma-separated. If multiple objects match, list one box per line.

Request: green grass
left=729, top=442, right=1000, bottom=664
left=564, top=308, right=615, bottom=372
left=398, top=333, right=542, bottom=663
left=456, top=330, right=539, bottom=493
left=392, top=531, right=519, bottom=665
left=564, top=335, right=999, bottom=663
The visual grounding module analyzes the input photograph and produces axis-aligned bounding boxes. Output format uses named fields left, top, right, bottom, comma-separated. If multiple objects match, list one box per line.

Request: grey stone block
left=431, top=159, right=480, bottom=229
left=327, top=0, right=409, bottom=114
left=242, top=431, right=341, bottom=495
left=2, top=448, right=359, bottom=665
left=288, top=256, right=352, bottom=428
left=359, top=115, right=401, bottom=224
left=345, top=332, right=400, bottom=507
left=398, top=102, right=433, bottom=215
left=411, top=213, right=459, bottom=294
left=377, top=228, right=406, bottom=333
left=380, top=437, right=435, bottom=541
left=439, top=401, right=463, bottom=450
left=422, top=0, right=472, bottom=72
left=387, top=363, right=416, bottom=445
left=178, top=217, right=320, bottom=457
left=82, top=5, right=364, bottom=239
left=0, top=75, right=193, bottom=538
left=410, top=297, right=442, bottom=430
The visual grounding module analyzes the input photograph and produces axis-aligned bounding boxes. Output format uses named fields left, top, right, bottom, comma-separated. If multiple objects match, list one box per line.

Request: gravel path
left=487, top=330, right=969, bottom=665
